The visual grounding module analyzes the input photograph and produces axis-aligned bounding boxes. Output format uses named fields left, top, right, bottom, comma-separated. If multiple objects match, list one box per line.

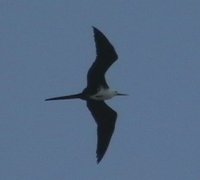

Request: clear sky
left=1, top=0, right=200, bottom=179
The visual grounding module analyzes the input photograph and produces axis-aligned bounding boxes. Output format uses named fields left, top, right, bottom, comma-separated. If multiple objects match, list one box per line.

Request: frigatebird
left=45, top=27, right=127, bottom=163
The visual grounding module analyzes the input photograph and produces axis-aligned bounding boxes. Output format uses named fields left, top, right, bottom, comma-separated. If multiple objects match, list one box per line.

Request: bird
left=45, top=26, right=127, bottom=163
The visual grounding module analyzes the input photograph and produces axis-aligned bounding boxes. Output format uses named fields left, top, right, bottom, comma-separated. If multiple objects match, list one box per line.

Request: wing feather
left=87, top=100, right=117, bottom=163
left=86, top=27, right=118, bottom=94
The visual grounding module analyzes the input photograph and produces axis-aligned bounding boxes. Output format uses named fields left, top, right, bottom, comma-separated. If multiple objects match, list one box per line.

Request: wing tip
left=92, top=26, right=101, bottom=34
left=96, top=155, right=103, bottom=164
left=92, top=26, right=118, bottom=61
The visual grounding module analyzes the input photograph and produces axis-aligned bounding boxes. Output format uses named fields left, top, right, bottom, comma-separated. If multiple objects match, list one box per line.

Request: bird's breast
left=90, top=89, right=115, bottom=101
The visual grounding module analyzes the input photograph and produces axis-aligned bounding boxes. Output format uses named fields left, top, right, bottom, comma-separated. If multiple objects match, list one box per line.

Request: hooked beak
left=117, top=93, right=128, bottom=96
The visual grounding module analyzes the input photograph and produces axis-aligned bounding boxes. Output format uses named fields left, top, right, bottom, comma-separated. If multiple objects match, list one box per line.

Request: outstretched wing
left=87, top=100, right=117, bottom=163
left=86, top=27, right=118, bottom=94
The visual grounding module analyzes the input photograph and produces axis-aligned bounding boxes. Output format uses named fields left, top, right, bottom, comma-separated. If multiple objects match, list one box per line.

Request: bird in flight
left=45, top=27, right=127, bottom=163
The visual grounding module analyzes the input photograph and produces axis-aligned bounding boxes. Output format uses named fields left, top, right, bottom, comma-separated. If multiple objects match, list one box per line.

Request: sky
left=1, top=0, right=200, bottom=179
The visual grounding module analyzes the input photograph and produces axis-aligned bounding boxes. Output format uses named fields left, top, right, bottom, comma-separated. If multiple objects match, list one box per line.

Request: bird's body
left=89, top=88, right=118, bottom=100
left=46, top=27, right=126, bottom=163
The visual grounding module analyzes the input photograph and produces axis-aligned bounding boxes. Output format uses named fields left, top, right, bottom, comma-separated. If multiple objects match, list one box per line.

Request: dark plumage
left=46, top=27, right=126, bottom=163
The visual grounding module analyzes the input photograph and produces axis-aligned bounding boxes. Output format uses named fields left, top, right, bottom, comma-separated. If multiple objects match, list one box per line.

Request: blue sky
left=1, top=0, right=200, bottom=179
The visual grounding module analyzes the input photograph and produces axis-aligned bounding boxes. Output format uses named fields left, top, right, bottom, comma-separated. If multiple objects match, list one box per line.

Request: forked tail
left=45, top=93, right=83, bottom=101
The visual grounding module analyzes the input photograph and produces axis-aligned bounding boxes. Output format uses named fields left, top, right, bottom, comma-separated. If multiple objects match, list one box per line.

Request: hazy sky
left=1, top=0, right=200, bottom=179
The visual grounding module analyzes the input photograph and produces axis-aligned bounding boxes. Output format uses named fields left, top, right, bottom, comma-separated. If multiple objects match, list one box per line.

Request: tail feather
left=45, top=93, right=82, bottom=101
